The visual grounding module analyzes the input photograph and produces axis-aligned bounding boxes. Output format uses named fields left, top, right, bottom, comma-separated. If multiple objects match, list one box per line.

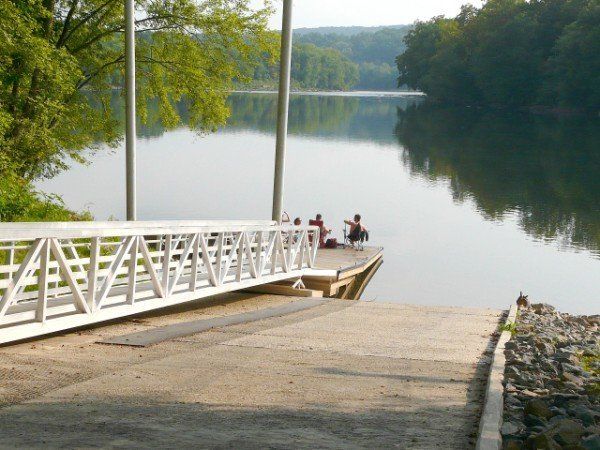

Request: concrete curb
left=475, top=303, right=518, bottom=450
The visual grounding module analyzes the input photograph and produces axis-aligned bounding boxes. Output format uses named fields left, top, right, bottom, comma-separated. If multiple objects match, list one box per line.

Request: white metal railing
left=0, top=221, right=319, bottom=344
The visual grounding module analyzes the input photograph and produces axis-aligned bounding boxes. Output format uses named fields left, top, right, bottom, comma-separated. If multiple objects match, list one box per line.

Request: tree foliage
left=397, top=0, right=600, bottom=111
left=291, top=44, right=359, bottom=90
left=0, top=172, right=92, bottom=221
left=249, top=26, right=411, bottom=91
left=0, top=0, right=275, bottom=181
left=296, top=27, right=411, bottom=90
left=250, top=42, right=359, bottom=91
left=297, top=27, right=411, bottom=65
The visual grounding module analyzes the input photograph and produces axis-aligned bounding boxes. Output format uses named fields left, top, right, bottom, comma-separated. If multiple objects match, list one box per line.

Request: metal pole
left=125, top=0, right=137, bottom=221
left=271, top=0, right=293, bottom=223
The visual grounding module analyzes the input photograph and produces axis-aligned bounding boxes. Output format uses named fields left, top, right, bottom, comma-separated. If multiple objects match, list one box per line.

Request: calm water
left=38, top=92, right=600, bottom=314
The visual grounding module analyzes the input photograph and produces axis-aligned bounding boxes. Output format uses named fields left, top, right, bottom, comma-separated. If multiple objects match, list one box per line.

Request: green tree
left=296, top=26, right=411, bottom=89
left=0, top=0, right=275, bottom=181
left=396, top=0, right=600, bottom=112
left=356, top=62, right=396, bottom=90
left=549, top=1, right=600, bottom=109
left=396, top=18, right=448, bottom=93
left=0, top=172, right=92, bottom=221
left=252, top=42, right=359, bottom=91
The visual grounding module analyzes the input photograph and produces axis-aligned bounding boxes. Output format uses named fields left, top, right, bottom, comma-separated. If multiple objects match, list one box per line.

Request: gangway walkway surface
left=0, top=220, right=319, bottom=344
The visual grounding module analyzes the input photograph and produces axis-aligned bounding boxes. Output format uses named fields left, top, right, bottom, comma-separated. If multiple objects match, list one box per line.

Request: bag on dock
left=325, top=238, right=338, bottom=248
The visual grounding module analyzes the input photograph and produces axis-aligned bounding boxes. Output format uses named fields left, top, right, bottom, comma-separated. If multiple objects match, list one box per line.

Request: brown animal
left=516, top=291, right=529, bottom=308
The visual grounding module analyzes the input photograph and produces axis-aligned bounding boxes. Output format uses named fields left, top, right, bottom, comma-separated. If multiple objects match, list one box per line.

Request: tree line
left=396, top=0, right=600, bottom=112
left=250, top=26, right=411, bottom=91
left=249, top=43, right=359, bottom=91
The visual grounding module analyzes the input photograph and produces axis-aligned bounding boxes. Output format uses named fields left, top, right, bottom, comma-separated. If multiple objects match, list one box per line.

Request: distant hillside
left=295, top=25, right=412, bottom=90
left=248, top=24, right=412, bottom=91
left=294, top=25, right=410, bottom=37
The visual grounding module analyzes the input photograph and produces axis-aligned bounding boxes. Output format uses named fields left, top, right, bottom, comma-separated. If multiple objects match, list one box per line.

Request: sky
left=251, top=0, right=483, bottom=29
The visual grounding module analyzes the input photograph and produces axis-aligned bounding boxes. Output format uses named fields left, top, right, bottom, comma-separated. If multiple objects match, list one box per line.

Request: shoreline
left=231, top=89, right=426, bottom=98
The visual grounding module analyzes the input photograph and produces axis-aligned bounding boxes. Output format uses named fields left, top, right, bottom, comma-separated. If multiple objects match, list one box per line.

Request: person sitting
left=291, top=217, right=303, bottom=243
left=314, top=213, right=331, bottom=239
left=309, top=213, right=331, bottom=248
left=344, top=214, right=367, bottom=248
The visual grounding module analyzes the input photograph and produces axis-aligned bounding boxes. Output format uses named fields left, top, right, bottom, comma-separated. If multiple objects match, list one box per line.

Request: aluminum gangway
left=0, top=220, right=319, bottom=344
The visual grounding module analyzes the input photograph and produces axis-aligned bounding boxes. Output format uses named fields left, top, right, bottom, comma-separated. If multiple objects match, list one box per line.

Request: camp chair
left=343, top=223, right=368, bottom=251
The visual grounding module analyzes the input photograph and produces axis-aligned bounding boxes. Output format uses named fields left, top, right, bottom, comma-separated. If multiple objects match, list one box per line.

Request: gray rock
left=506, top=382, right=519, bottom=393
left=568, top=405, right=596, bottom=427
left=508, top=366, right=522, bottom=378
left=562, top=363, right=584, bottom=375
left=548, top=414, right=568, bottom=425
left=526, top=432, right=561, bottom=449
left=557, top=353, right=581, bottom=365
left=514, top=355, right=534, bottom=367
left=521, top=389, right=541, bottom=398
left=535, top=341, right=556, bottom=356
left=503, top=439, right=525, bottom=450
left=582, top=435, right=600, bottom=450
left=524, top=414, right=548, bottom=428
left=525, top=399, right=552, bottom=419
left=532, top=303, right=555, bottom=315
left=506, top=395, right=523, bottom=407
left=506, top=341, right=519, bottom=350
left=562, top=372, right=584, bottom=386
left=502, top=421, right=522, bottom=436
left=551, top=393, right=580, bottom=406
left=549, top=406, right=567, bottom=417
left=584, top=426, right=600, bottom=443
left=548, top=418, right=585, bottom=446
left=530, top=426, right=547, bottom=435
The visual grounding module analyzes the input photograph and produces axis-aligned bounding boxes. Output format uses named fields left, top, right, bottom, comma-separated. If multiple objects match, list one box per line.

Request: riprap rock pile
left=502, top=303, right=599, bottom=450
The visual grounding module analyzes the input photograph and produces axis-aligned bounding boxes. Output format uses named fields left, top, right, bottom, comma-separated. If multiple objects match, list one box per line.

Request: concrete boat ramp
left=0, top=293, right=502, bottom=449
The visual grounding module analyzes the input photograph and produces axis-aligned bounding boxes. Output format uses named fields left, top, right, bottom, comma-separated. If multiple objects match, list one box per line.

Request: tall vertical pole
left=125, top=0, right=137, bottom=221
left=271, top=0, right=293, bottom=223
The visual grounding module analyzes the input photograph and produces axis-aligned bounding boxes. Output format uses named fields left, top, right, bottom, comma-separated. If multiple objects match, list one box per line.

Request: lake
left=38, top=92, right=600, bottom=314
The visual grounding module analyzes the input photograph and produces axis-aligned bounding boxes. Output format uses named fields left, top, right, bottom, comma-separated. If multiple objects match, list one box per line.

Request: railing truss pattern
left=0, top=221, right=319, bottom=344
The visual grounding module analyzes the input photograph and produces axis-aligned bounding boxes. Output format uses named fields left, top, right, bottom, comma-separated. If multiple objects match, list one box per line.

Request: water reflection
left=134, top=92, right=423, bottom=144
left=395, top=104, right=600, bottom=256
left=227, top=93, right=422, bottom=143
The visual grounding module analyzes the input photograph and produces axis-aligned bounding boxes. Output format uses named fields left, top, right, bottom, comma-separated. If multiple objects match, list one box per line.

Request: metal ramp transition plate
left=99, top=297, right=331, bottom=347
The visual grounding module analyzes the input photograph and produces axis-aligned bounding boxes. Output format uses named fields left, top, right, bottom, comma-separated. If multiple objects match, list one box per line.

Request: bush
left=0, top=173, right=92, bottom=222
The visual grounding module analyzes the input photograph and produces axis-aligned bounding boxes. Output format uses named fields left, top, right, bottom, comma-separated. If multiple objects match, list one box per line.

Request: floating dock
left=246, top=246, right=384, bottom=300
left=307, top=246, right=384, bottom=298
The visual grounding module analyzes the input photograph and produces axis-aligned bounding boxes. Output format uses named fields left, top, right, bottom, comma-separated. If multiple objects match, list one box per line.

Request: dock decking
left=305, top=246, right=384, bottom=298
left=247, top=246, right=384, bottom=299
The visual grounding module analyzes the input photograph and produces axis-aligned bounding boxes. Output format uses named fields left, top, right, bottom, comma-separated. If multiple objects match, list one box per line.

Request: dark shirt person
left=345, top=214, right=366, bottom=244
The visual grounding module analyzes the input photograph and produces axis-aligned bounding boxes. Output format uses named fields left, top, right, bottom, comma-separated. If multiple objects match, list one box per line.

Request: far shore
left=232, top=89, right=426, bottom=97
